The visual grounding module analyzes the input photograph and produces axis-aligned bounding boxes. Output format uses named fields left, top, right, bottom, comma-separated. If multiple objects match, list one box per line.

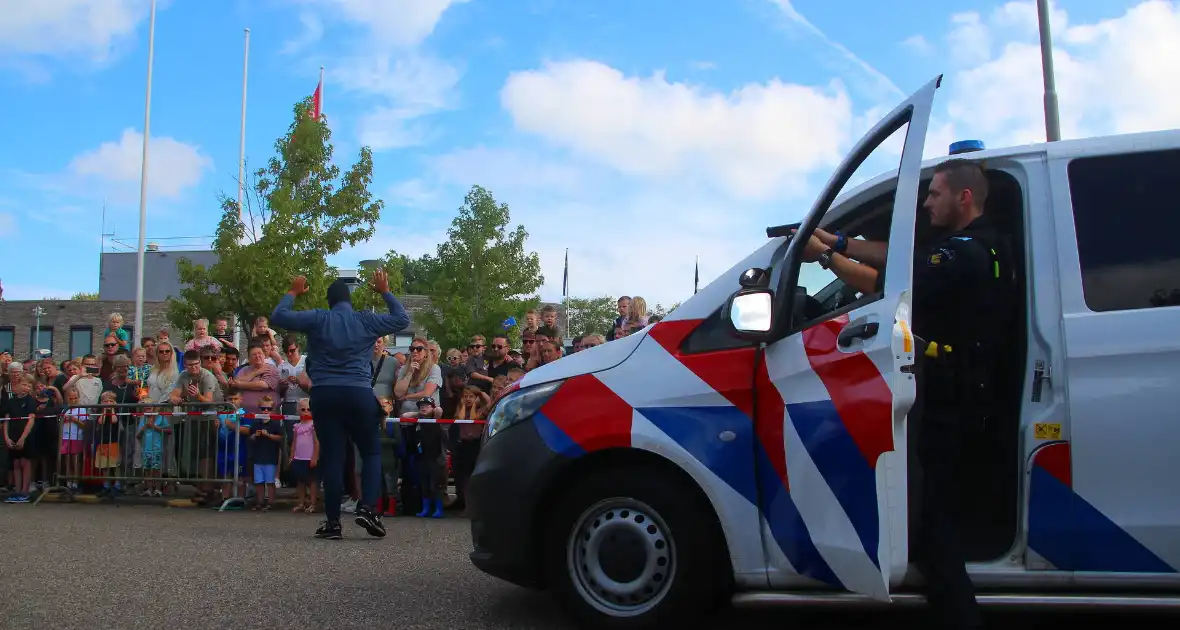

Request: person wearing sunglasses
left=270, top=269, right=409, bottom=541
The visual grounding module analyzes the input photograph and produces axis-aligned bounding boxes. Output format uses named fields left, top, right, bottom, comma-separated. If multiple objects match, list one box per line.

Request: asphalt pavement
left=0, top=503, right=1171, bottom=629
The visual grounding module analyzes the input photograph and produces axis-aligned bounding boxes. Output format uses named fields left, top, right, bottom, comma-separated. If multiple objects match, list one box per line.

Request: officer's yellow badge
left=927, top=246, right=955, bottom=267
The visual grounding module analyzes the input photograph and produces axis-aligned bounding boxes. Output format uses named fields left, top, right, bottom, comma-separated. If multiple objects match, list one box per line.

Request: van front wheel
left=543, top=471, right=727, bottom=628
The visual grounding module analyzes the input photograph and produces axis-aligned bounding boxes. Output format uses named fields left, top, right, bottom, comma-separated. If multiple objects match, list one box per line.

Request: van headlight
left=485, top=380, right=564, bottom=441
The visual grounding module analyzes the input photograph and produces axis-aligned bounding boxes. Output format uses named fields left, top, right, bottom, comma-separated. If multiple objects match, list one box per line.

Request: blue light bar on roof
left=949, top=139, right=986, bottom=155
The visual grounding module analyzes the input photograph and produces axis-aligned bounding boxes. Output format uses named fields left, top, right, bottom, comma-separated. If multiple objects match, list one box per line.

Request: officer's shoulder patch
left=927, top=246, right=956, bottom=267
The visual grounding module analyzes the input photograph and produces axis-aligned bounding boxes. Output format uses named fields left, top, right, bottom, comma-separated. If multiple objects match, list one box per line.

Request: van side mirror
left=739, top=268, right=771, bottom=289
left=724, top=289, right=774, bottom=340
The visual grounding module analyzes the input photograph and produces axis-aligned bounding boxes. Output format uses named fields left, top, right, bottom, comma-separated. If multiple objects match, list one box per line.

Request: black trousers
left=914, top=404, right=983, bottom=630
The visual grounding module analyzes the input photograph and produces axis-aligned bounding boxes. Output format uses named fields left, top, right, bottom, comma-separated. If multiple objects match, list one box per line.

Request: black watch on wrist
left=818, top=248, right=835, bottom=269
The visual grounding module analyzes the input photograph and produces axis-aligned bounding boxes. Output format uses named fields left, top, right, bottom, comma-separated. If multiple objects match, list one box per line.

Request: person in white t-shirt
left=277, top=335, right=308, bottom=480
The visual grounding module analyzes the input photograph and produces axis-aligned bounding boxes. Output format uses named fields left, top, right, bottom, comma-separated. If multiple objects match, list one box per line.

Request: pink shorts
left=61, top=440, right=85, bottom=456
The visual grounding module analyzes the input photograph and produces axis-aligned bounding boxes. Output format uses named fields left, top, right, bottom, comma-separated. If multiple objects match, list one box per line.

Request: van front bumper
left=467, top=418, right=567, bottom=589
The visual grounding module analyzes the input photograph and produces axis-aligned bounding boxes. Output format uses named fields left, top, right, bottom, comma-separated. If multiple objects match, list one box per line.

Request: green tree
left=650, top=301, right=682, bottom=319
left=350, top=255, right=406, bottom=313
left=167, top=97, right=383, bottom=334
left=566, top=296, right=619, bottom=338
left=393, top=185, right=543, bottom=350
left=70, top=291, right=99, bottom=301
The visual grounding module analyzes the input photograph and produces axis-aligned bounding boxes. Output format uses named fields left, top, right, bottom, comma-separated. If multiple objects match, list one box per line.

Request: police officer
left=803, top=158, right=1014, bottom=629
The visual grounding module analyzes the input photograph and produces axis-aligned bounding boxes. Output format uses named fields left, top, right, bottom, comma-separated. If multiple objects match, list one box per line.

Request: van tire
left=542, top=467, right=729, bottom=629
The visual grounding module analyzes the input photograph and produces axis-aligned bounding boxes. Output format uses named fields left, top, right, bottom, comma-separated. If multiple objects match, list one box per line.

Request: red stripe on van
left=802, top=315, right=894, bottom=469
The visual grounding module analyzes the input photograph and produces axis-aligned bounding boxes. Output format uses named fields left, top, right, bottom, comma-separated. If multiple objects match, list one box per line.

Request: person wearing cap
left=270, top=269, right=410, bottom=540
left=409, top=396, right=446, bottom=519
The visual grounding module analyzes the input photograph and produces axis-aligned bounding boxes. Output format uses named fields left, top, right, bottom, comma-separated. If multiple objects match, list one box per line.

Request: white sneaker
left=341, top=499, right=358, bottom=514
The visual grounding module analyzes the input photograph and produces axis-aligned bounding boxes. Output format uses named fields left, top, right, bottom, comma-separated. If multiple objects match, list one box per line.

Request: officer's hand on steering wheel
left=801, top=234, right=828, bottom=262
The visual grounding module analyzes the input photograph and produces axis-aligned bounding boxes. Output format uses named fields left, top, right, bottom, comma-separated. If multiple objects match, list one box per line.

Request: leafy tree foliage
left=650, top=301, right=681, bottom=319
left=167, top=97, right=383, bottom=334
left=379, top=186, right=543, bottom=351
left=70, top=291, right=99, bottom=301
left=566, top=296, right=619, bottom=338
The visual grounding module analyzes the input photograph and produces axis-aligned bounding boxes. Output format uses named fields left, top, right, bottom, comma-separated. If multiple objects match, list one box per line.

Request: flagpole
left=694, top=255, right=699, bottom=294
left=237, top=28, right=250, bottom=223
left=319, top=66, right=324, bottom=117
left=563, top=248, right=570, bottom=341
left=133, top=0, right=157, bottom=348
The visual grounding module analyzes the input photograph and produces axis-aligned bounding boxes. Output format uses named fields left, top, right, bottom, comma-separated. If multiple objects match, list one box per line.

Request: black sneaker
left=354, top=505, right=387, bottom=538
left=315, top=520, right=343, bottom=540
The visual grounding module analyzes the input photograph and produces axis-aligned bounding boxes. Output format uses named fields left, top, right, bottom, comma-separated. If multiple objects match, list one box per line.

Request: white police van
left=466, top=75, right=1180, bottom=627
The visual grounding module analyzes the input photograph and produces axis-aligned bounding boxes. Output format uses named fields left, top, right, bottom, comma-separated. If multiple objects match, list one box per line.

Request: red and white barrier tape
left=20, top=410, right=485, bottom=425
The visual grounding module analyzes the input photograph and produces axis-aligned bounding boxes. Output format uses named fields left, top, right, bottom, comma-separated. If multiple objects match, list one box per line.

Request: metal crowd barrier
left=22, top=406, right=486, bottom=511
left=37, top=401, right=247, bottom=510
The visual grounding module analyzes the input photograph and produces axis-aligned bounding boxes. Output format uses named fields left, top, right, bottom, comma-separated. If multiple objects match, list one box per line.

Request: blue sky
left=2, top=0, right=1177, bottom=305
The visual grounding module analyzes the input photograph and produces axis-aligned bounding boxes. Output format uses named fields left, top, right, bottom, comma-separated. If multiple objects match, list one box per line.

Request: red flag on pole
left=311, top=66, right=323, bottom=120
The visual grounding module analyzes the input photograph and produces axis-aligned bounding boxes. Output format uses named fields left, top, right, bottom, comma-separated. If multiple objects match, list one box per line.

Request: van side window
left=1067, top=149, right=1180, bottom=311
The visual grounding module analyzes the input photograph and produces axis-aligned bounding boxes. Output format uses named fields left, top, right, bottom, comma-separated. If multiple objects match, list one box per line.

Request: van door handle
left=838, top=322, right=879, bottom=347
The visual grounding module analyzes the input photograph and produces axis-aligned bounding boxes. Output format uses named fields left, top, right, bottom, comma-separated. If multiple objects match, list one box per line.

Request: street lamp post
left=32, top=306, right=46, bottom=358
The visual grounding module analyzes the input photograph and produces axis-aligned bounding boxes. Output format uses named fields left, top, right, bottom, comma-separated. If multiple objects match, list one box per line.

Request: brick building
left=0, top=299, right=174, bottom=360
left=0, top=294, right=565, bottom=361
left=1, top=247, right=567, bottom=360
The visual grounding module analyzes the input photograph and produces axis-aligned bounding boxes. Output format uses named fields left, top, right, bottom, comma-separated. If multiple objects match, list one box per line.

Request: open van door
left=736, top=76, right=939, bottom=599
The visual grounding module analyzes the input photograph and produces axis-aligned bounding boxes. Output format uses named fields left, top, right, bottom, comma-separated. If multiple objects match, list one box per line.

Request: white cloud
left=946, top=12, right=993, bottom=66
left=333, top=53, right=461, bottom=150
left=68, top=129, right=213, bottom=200
left=0, top=0, right=150, bottom=65
left=0, top=212, right=16, bottom=237
left=690, top=61, right=717, bottom=71
left=280, top=12, right=324, bottom=55
left=768, top=0, right=903, bottom=99
left=901, top=34, right=934, bottom=56
left=501, top=60, right=854, bottom=201
left=295, top=0, right=468, bottom=151
left=0, top=283, right=81, bottom=301
left=386, top=178, right=445, bottom=210
left=938, top=0, right=1180, bottom=150
left=308, top=0, right=470, bottom=49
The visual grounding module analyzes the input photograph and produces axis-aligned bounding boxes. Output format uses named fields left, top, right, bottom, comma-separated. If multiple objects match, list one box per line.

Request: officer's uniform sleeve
left=913, top=236, right=993, bottom=299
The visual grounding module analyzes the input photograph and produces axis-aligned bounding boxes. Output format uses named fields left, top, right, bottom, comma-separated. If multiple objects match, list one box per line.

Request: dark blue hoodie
left=270, top=280, right=410, bottom=389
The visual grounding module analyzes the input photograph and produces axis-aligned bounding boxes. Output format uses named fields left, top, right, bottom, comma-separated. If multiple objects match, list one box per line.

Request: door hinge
left=1031, top=359, right=1051, bottom=403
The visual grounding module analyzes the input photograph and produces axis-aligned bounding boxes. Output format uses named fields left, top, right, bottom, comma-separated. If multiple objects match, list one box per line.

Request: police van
left=466, top=75, right=1180, bottom=627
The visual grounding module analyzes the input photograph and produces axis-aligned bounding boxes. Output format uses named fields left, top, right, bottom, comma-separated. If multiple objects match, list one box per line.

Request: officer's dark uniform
left=910, top=214, right=1015, bottom=629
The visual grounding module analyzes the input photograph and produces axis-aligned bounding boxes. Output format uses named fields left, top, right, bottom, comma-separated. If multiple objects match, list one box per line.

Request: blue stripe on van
left=1029, top=464, right=1176, bottom=573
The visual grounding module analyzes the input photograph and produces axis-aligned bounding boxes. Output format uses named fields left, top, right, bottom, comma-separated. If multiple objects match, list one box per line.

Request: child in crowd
left=627, top=296, right=649, bottom=332
left=60, top=388, right=88, bottom=490
left=129, top=347, right=151, bottom=399
left=413, top=397, right=446, bottom=519
left=136, top=407, right=170, bottom=496
left=94, top=390, right=123, bottom=496
left=506, top=366, right=525, bottom=385
left=103, top=312, right=131, bottom=353
left=452, top=384, right=490, bottom=514
left=3, top=375, right=38, bottom=503
left=540, top=304, right=561, bottom=336
left=523, top=309, right=539, bottom=333
left=217, top=391, right=251, bottom=501
left=250, top=395, right=282, bottom=511
left=289, top=398, right=319, bottom=513
left=377, top=396, right=400, bottom=517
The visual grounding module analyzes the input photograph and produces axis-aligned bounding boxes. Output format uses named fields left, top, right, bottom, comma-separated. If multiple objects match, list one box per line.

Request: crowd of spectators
left=0, top=294, right=658, bottom=509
